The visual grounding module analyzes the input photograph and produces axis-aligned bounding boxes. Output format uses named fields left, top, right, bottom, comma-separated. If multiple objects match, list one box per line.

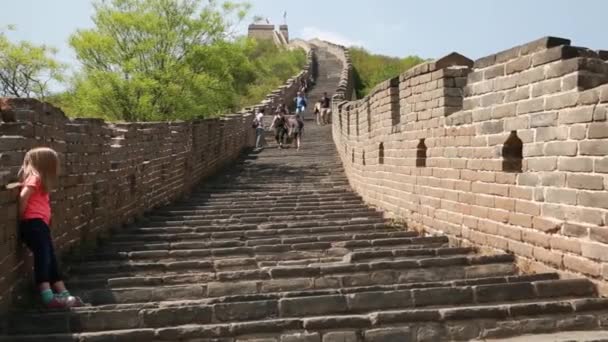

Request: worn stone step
left=71, top=243, right=473, bottom=277
left=155, top=202, right=369, bottom=216
left=108, top=229, right=412, bottom=246
left=101, top=236, right=448, bottom=259
left=187, top=189, right=361, bottom=200
left=4, top=297, right=606, bottom=341
left=135, top=215, right=387, bottom=228
left=67, top=254, right=517, bottom=294
left=4, top=279, right=597, bottom=335
left=144, top=208, right=383, bottom=223
left=76, top=273, right=559, bottom=306
left=77, top=231, right=420, bottom=262
left=125, top=223, right=400, bottom=237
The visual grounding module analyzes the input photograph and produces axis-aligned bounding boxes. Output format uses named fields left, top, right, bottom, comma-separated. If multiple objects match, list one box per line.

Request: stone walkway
left=1, top=44, right=608, bottom=342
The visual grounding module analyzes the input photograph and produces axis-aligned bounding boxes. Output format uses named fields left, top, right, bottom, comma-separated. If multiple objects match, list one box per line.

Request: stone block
left=580, top=140, right=608, bottom=156
left=569, top=124, right=587, bottom=140
left=480, top=121, right=504, bottom=134
left=595, top=157, right=608, bottom=173
left=364, top=328, right=412, bottom=342
left=526, top=157, right=557, bottom=171
left=546, top=58, right=584, bottom=79
left=558, top=106, right=594, bottom=124
left=481, top=92, right=505, bottom=107
left=279, top=295, right=347, bottom=317
left=214, top=300, right=278, bottom=322
left=545, top=188, right=578, bottom=205
left=567, top=174, right=604, bottom=190
left=281, top=333, right=321, bottom=342
left=545, top=92, right=578, bottom=110
left=563, top=222, right=589, bottom=238
left=582, top=241, right=608, bottom=262
left=346, top=290, right=412, bottom=311
left=531, top=78, right=562, bottom=97
left=504, top=116, right=529, bottom=131
left=322, top=331, right=358, bottom=342
left=506, top=56, right=531, bottom=74
left=141, top=306, right=212, bottom=328
left=544, top=141, right=577, bottom=156
left=588, top=123, right=608, bottom=138
left=558, top=157, right=593, bottom=172
left=484, top=65, right=506, bottom=80
left=516, top=67, right=545, bottom=86
left=535, top=126, right=568, bottom=142
left=531, top=45, right=581, bottom=67
left=516, top=98, right=544, bottom=114
left=492, top=103, right=517, bottom=121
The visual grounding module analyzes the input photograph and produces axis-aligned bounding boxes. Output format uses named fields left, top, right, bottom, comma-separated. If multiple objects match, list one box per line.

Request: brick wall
left=330, top=36, right=608, bottom=293
left=0, top=44, right=314, bottom=310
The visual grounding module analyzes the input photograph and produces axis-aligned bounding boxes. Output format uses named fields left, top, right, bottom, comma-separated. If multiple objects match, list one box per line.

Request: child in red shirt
left=19, top=147, right=83, bottom=309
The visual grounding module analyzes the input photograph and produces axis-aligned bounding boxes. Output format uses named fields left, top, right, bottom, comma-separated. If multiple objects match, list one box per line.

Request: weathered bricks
left=331, top=35, right=608, bottom=292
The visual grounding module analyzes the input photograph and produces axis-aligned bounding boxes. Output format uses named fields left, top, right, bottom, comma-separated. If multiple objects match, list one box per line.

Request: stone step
left=134, top=216, right=387, bottom=229
left=78, top=272, right=558, bottom=306
left=66, top=254, right=516, bottom=294
left=120, top=224, right=400, bottom=244
left=184, top=195, right=357, bottom=205
left=69, top=244, right=474, bottom=277
left=101, top=236, right=447, bottom=258
left=4, top=279, right=597, bottom=335
left=155, top=202, right=369, bottom=216
left=107, top=228, right=411, bottom=246
left=126, top=221, right=397, bottom=237
left=144, top=207, right=383, bottom=223
left=4, top=297, right=606, bottom=341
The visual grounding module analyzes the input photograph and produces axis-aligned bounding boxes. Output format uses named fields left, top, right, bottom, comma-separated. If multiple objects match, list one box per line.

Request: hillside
left=350, top=47, right=426, bottom=98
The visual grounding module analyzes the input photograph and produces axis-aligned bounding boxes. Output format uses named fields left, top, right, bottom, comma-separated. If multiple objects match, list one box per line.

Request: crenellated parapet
left=326, top=36, right=608, bottom=292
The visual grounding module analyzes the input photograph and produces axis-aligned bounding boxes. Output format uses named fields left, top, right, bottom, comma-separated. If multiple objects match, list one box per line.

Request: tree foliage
left=350, top=47, right=426, bottom=98
left=53, top=0, right=305, bottom=122
left=0, top=27, right=65, bottom=100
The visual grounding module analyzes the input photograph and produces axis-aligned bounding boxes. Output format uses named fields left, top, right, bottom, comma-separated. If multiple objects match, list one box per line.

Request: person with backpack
left=270, top=104, right=288, bottom=149
left=252, top=108, right=265, bottom=150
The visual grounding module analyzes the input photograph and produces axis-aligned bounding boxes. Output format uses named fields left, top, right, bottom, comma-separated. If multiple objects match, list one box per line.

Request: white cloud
left=299, top=27, right=364, bottom=47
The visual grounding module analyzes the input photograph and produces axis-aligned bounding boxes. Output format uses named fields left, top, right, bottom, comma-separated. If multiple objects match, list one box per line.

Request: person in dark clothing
left=320, top=92, right=332, bottom=125
left=270, top=104, right=288, bottom=149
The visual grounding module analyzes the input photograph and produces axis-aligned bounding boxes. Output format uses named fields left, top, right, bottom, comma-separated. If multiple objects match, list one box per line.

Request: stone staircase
left=2, top=46, right=608, bottom=342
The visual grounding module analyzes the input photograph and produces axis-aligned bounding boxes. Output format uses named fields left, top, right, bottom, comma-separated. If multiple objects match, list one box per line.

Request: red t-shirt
left=22, top=175, right=51, bottom=226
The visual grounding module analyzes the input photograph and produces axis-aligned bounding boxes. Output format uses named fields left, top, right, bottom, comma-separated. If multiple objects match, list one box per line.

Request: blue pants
left=20, top=219, right=62, bottom=285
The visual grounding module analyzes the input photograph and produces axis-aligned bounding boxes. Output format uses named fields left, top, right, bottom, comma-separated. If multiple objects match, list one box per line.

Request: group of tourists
left=252, top=91, right=333, bottom=151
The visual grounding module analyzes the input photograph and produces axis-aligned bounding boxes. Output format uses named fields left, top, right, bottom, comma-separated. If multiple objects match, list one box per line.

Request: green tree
left=65, top=0, right=252, bottom=121
left=0, top=26, right=65, bottom=100
left=350, top=47, right=426, bottom=98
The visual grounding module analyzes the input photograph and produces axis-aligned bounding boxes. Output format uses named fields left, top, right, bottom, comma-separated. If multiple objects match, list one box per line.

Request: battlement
left=327, top=36, right=608, bottom=292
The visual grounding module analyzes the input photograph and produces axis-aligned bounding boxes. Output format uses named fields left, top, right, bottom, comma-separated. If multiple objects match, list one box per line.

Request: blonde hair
left=19, top=147, right=60, bottom=193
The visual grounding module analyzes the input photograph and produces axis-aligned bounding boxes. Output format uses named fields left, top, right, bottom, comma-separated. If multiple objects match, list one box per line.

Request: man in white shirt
left=253, top=108, right=265, bottom=150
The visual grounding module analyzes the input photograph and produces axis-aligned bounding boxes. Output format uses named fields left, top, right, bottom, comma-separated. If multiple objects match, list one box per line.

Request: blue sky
left=1, top=0, right=606, bottom=69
